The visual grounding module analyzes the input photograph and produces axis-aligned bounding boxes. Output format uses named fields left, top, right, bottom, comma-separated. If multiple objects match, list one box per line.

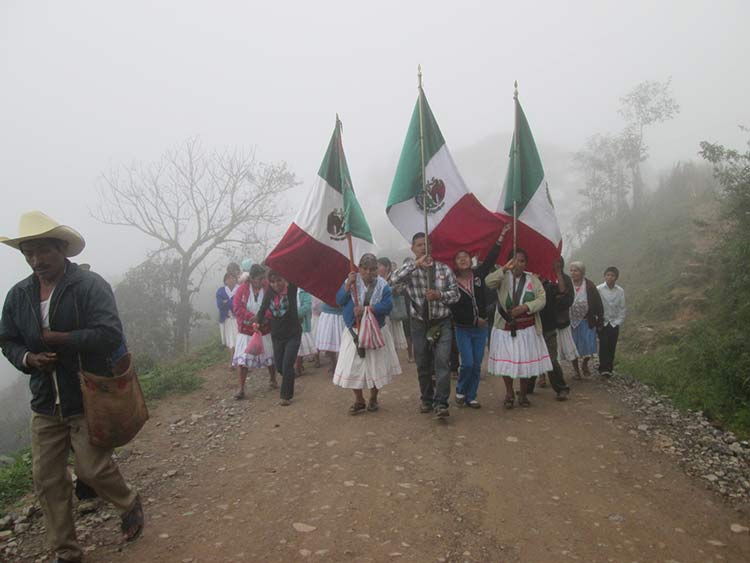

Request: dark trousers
left=411, top=317, right=453, bottom=407
left=543, top=330, right=569, bottom=393
left=273, top=334, right=301, bottom=400
left=598, top=324, right=620, bottom=373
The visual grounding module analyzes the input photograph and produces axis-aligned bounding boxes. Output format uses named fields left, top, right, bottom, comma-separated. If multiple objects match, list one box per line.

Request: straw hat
left=0, top=211, right=86, bottom=257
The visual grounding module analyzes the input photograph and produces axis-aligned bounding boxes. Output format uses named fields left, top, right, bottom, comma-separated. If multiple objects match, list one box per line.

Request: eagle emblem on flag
left=415, top=177, right=446, bottom=214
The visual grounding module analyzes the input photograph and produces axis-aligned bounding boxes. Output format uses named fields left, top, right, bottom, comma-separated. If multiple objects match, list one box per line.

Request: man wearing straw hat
left=0, top=211, right=143, bottom=562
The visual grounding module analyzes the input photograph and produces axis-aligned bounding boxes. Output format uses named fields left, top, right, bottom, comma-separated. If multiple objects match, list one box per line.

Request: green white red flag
left=266, top=117, right=374, bottom=305
left=386, top=88, right=508, bottom=265
left=497, top=94, right=562, bottom=279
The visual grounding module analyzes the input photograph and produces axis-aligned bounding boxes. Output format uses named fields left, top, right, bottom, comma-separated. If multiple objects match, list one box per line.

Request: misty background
left=1, top=1, right=748, bottom=451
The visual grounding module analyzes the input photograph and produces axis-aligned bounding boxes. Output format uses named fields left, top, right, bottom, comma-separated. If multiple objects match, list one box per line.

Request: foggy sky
left=1, top=1, right=749, bottom=387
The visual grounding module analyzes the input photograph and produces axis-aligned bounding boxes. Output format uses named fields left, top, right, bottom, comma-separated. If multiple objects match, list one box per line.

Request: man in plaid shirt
left=391, top=233, right=459, bottom=418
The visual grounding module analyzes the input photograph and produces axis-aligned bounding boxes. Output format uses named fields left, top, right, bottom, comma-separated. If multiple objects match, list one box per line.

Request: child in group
left=232, top=265, right=277, bottom=399
left=216, top=272, right=238, bottom=366
left=597, top=267, right=626, bottom=377
left=255, top=271, right=301, bottom=406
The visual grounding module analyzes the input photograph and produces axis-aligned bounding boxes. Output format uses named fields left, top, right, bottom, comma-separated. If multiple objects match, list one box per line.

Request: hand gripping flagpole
left=338, top=115, right=361, bottom=328
left=417, top=65, right=432, bottom=322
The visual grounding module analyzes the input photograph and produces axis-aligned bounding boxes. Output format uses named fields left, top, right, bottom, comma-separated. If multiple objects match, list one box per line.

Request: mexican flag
left=266, top=117, right=375, bottom=306
left=497, top=95, right=562, bottom=280
left=387, top=89, right=507, bottom=265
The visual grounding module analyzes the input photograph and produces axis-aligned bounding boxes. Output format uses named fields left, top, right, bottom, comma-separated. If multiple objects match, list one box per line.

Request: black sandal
left=367, top=399, right=379, bottom=412
left=518, top=396, right=531, bottom=408
left=121, top=495, right=144, bottom=542
left=503, top=395, right=515, bottom=409
left=348, top=402, right=367, bottom=415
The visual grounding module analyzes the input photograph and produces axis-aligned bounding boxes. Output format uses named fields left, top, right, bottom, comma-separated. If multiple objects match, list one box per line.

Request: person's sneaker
left=279, top=399, right=292, bottom=406
left=420, top=402, right=433, bottom=414
left=455, top=394, right=466, bottom=406
left=555, top=389, right=569, bottom=401
left=435, top=405, right=450, bottom=418
left=467, top=400, right=481, bottom=409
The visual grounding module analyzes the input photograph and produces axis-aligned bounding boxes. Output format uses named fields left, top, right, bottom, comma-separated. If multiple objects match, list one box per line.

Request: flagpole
left=338, top=114, right=360, bottom=319
left=512, top=81, right=519, bottom=262
left=417, top=65, right=432, bottom=322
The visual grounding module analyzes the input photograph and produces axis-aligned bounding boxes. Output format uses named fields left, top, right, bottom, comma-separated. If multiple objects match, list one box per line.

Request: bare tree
left=619, top=78, right=680, bottom=207
left=94, top=138, right=297, bottom=353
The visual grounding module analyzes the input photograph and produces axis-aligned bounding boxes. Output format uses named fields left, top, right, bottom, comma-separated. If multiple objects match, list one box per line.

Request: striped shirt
left=391, top=259, right=459, bottom=322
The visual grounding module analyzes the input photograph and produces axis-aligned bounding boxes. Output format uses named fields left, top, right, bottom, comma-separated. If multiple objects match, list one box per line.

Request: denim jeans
left=273, top=334, right=301, bottom=400
left=454, top=325, right=488, bottom=402
left=411, top=317, right=453, bottom=407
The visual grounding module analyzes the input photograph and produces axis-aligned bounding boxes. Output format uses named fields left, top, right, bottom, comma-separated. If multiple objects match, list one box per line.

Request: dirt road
left=11, top=353, right=750, bottom=562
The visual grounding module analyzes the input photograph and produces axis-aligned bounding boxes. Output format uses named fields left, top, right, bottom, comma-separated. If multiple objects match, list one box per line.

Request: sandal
left=268, top=379, right=278, bottom=390
left=503, top=395, right=515, bottom=409
left=367, top=400, right=379, bottom=412
left=518, top=396, right=531, bottom=408
left=233, top=391, right=246, bottom=400
left=121, top=495, right=144, bottom=542
left=348, top=402, right=367, bottom=415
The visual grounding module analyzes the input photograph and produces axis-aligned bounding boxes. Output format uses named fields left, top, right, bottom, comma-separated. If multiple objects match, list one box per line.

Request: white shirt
left=39, top=292, right=63, bottom=406
left=597, top=283, right=626, bottom=327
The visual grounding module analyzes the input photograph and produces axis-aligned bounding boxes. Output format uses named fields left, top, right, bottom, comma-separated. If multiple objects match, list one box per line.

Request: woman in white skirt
left=316, top=302, right=345, bottom=374
left=232, top=265, right=277, bottom=398
left=334, top=254, right=402, bottom=414
left=486, top=249, right=552, bottom=408
left=377, top=257, right=408, bottom=351
left=216, top=272, right=239, bottom=362
left=294, top=288, right=316, bottom=376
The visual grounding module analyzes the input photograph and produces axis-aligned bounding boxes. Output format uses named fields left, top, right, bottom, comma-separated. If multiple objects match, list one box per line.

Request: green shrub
left=139, top=339, right=226, bottom=402
left=0, top=450, right=32, bottom=515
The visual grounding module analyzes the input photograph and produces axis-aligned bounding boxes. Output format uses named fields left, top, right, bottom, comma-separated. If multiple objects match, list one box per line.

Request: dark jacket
left=215, top=286, right=234, bottom=324
left=540, top=272, right=575, bottom=333
left=256, top=283, right=300, bottom=341
left=0, top=261, right=124, bottom=418
left=584, top=278, right=604, bottom=329
left=450, top=240, right=503, bottom=328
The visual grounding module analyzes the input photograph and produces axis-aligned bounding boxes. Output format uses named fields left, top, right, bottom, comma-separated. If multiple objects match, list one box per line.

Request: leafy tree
left=94, top=138, right=297, bottom=353
left=573, top=133, right=630, bottom=239
left=619, top=78, right=680, bottom=207
left=114, top=256, right=183, bottom=364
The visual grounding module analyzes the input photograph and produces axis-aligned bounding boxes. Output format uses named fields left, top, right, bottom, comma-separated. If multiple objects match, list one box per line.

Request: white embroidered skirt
left=219, top=318, right=238, bottom=349
left=488, top=325, right=553, bottom=378
left=232, top=332, right=274, bottom=369
left=333, top=324, right=402, bottom=389
left=316, top=312, right=346, bottom=352
left=387, top=316, right=408, bottom=350
left=298, top=331, right=317, bottom=357
left=556, top=326, right=579, bottom=361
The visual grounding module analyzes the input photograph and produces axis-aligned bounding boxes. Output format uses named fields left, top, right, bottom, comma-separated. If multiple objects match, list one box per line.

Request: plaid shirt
left=391, top=259, right=459, bottom=322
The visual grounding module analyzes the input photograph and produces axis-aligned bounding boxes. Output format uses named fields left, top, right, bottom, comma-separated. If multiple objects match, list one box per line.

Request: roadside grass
left=139, top=339, right=226, bottom=402
left=0, top=339, right=227, bottom=516
left=0, top=450, right=32, bottom=510
left=620, top=328, right=750, bottom=438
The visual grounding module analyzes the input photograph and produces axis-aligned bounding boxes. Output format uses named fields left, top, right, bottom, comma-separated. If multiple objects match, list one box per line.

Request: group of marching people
left=216, top=227, right=625, bottom=417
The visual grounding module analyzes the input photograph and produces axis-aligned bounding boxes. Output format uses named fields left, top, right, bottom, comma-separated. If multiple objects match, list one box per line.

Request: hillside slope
left=572, top=162, right=720, bottom=353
